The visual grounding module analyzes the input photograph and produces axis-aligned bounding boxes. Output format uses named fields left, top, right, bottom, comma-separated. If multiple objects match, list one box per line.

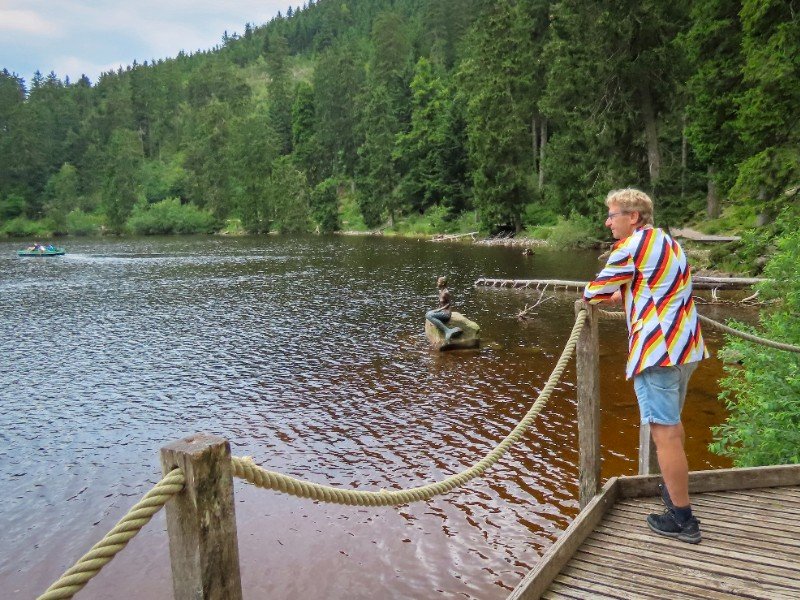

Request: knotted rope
left=231, top=309, right=589, bottom=505
left=597, top=309, right=800, bottom=353
left=37, top=468, right=185, bottom=600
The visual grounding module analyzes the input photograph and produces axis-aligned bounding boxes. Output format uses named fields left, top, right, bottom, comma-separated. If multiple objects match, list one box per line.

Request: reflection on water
left=0, top=236, right=738, bottom=599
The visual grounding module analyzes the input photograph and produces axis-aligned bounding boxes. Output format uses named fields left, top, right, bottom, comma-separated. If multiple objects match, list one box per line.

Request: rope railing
left=36, top=310, right=589, bottom=599
left=35, top=304, right=798, bottom=600
left=231, top=309, right=589, bottom=506
left=597, top=308, right=800, bottom=353
left=697, top=314, right=800, bottom=353
left=36, top=468, right=185, bottom=600
left=34, top=299, right=798, bottom=599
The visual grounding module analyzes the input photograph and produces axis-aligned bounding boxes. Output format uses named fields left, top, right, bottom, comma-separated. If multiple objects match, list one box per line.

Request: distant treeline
left=0, top=0, right=797, bottom=237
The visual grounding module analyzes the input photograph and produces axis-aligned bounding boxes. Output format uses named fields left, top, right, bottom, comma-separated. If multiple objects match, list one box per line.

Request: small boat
left=17, top=246, right=66, bottom=256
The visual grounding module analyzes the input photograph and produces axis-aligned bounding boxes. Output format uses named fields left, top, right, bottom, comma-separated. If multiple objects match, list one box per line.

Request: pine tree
left=731, top=0, right=800, bottom=221
left=541, top=0, right=691, bottom=222
left=683, top=0, right=745, bottom=218
left=312, top=40, right=365, bottom=179
left=292, top=82, right=321, bottom=184
left=356, top=84, right=399, bottom=227
left=458, top=1, right=538, bottom=231
left=265, top=33, right=294, bottom=154
left=103, top=129, right=143, bottom=231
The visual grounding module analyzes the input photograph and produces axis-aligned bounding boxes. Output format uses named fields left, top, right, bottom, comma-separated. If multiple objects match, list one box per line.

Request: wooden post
left=161, top=434, right=243, bottom=600
left=574, top=301, right=600, bottom=509
left=638, top=423, right=660, bottom=475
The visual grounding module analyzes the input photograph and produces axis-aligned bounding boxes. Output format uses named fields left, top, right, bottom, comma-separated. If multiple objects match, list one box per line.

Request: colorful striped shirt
left=583, top=226, right=708, bottom=379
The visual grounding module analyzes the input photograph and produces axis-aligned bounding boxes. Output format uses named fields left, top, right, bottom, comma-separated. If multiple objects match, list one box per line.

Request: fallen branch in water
left=517, top=286, right=556, bottom=320
left=475, top=276, right=768, bottom=291
left=694, top=290, right=771, bottom=306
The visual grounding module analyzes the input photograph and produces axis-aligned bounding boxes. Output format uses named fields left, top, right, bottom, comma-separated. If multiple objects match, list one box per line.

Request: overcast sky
left=1, top=0, right=287, bottom=86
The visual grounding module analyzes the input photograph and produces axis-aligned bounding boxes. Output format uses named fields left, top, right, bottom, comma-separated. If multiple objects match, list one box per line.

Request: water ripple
left=0, top=236, right=732, bottom=599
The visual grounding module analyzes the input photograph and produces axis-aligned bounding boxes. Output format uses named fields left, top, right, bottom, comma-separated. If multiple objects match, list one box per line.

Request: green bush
left=710, top=211, right=800, bottom=466
left=66, top=210, right=104, bottom=236
left=547, top=211, right=600, bottom=249
left=126, top=198, right=219, bottom=235
left=1, top=216, right=51, bottom=238
left=391, top=205, right=449, bottom=235
left=522, top=202, right=558, bottom=227
left=706, top=207, right=800, bottom=274
left=310, top=178, right=340, bottom=233
left=339, top=190, right=368, bottom=232
left=525, top=225, right=553, bottom=240
left=0, top=193, right=26, bottom=220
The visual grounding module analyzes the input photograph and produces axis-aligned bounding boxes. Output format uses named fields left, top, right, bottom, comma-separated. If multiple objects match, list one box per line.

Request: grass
left=688, top=204, right=757, bottom=235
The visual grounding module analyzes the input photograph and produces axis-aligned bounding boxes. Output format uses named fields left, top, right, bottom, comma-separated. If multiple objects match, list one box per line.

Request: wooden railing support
left=574, top=301, right=600, bottom=509
left=638, top=424, right=660, bottom=475
left=161, top=434, right=243, bottom=600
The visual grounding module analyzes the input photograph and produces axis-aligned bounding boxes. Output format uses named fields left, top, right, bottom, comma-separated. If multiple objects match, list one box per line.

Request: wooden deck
left=509, top=464, right=800, bottom=600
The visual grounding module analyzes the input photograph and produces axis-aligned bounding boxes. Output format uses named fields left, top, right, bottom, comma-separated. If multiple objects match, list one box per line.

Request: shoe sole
left=647, top=520, right=702, bottom=544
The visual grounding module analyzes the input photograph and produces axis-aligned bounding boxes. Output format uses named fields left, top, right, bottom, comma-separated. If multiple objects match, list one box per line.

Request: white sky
left=0, top=1, right=288, bottom=86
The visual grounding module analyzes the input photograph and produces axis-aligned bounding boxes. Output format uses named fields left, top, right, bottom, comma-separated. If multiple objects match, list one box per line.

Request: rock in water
left=425, top=312, right=480, bottom=351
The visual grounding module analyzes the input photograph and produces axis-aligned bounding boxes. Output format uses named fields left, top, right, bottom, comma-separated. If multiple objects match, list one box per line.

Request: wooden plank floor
left=542, top=486, right=800, bottom=599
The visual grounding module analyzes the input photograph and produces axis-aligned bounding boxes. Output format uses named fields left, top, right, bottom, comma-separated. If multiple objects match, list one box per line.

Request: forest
left=0, top=0, right=797, bottom=250
left=1, top=0, right=797, bottom=469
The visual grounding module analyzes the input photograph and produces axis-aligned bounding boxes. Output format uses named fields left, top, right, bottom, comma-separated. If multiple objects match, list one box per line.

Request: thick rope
left=697, top=315, right=800, bottom=353
left=37, top=468, right=185, bottom=600
left=598, top=309, right=800, bottom=353
left=232, top=309, right=589, bottom=506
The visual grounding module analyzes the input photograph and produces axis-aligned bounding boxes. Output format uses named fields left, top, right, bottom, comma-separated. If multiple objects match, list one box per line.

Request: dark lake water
left=0, top=235, right=745, bottom=599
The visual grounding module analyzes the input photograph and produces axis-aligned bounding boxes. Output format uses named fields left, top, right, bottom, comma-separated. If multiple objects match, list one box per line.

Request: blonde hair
left=605, top=188, right=654, bottom=226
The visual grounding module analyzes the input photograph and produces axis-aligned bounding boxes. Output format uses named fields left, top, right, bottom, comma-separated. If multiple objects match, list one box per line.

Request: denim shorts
left=632, top=362, right=699, bottom=425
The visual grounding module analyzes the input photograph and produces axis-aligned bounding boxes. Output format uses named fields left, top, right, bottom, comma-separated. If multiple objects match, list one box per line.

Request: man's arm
left=583, top=246, right=634, bottom=304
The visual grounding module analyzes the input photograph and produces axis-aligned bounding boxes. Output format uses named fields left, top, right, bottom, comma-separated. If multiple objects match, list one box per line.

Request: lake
left=0, top=235, right=743, bottom=599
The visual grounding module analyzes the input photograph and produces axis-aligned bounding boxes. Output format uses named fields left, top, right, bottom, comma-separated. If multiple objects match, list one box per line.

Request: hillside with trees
left=1, top=0, right=797, bottom=255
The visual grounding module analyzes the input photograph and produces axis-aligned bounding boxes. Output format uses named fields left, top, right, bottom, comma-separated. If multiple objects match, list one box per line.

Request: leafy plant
left=1, top=216, right=51, bottom=238
left=711, top=212, right=800, bottom=466
left=66, top=210, right=104, bottom=236
left=0, top=193, right=27, bottom=220
left=547, top=211, right=601, bottom=250
left=126, top=198, right=218, bottom=235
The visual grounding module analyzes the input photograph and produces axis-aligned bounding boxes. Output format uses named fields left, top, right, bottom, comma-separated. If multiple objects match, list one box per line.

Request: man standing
left=583, top=188, right=708, bottom=544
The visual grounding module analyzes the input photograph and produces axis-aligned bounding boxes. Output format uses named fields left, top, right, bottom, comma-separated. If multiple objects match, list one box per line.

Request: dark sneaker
left=658, top=482, right=675, bottom=510
left=647, top=509, right=702, bottom=544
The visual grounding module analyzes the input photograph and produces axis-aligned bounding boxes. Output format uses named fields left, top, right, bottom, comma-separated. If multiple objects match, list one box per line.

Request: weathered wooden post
left=638, top=424, right=660, bottom=475
left=160, top=434, right=243, bottom=600
left=574, top=301, right=600, bottom=509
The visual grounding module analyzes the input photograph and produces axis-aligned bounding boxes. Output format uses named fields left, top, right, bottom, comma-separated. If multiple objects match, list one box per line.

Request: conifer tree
left=458, top=1, right=538, bottom=231
left=683, top=0, right=744, bottom=218
left=265, top=33, right=294, bottom=155
left=103, top=129, right=143, bottom=231
left=731, top=0, right=800, bottom=221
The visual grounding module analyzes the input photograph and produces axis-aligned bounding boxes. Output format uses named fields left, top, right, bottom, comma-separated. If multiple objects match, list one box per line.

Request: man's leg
left=635, top=365, right=701, bottom=543
left=650, top=423, right=689, bottom=507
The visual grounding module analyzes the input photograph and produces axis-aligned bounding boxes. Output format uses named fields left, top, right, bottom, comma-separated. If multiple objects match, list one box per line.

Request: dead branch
left=517, top=285, right=556, bottom=320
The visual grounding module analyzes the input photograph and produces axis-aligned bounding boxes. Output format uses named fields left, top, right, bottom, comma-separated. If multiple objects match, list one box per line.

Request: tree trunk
left=639, top=84, right=661, bottom=187
left=756, top=187, right=773, bottom=226
left=681, top=114, right=688, bottom=199
left=538, top=117, right=547, bottom=191
left=532, top=115, right=538, bottom=177
left=706, top=166, right=720, bottom=219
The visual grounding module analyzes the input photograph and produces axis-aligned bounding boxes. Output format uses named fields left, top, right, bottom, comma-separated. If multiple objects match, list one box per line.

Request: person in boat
left=582, top=188, right=708, bottom=544
left=425, top=276, right=463, bottom=341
